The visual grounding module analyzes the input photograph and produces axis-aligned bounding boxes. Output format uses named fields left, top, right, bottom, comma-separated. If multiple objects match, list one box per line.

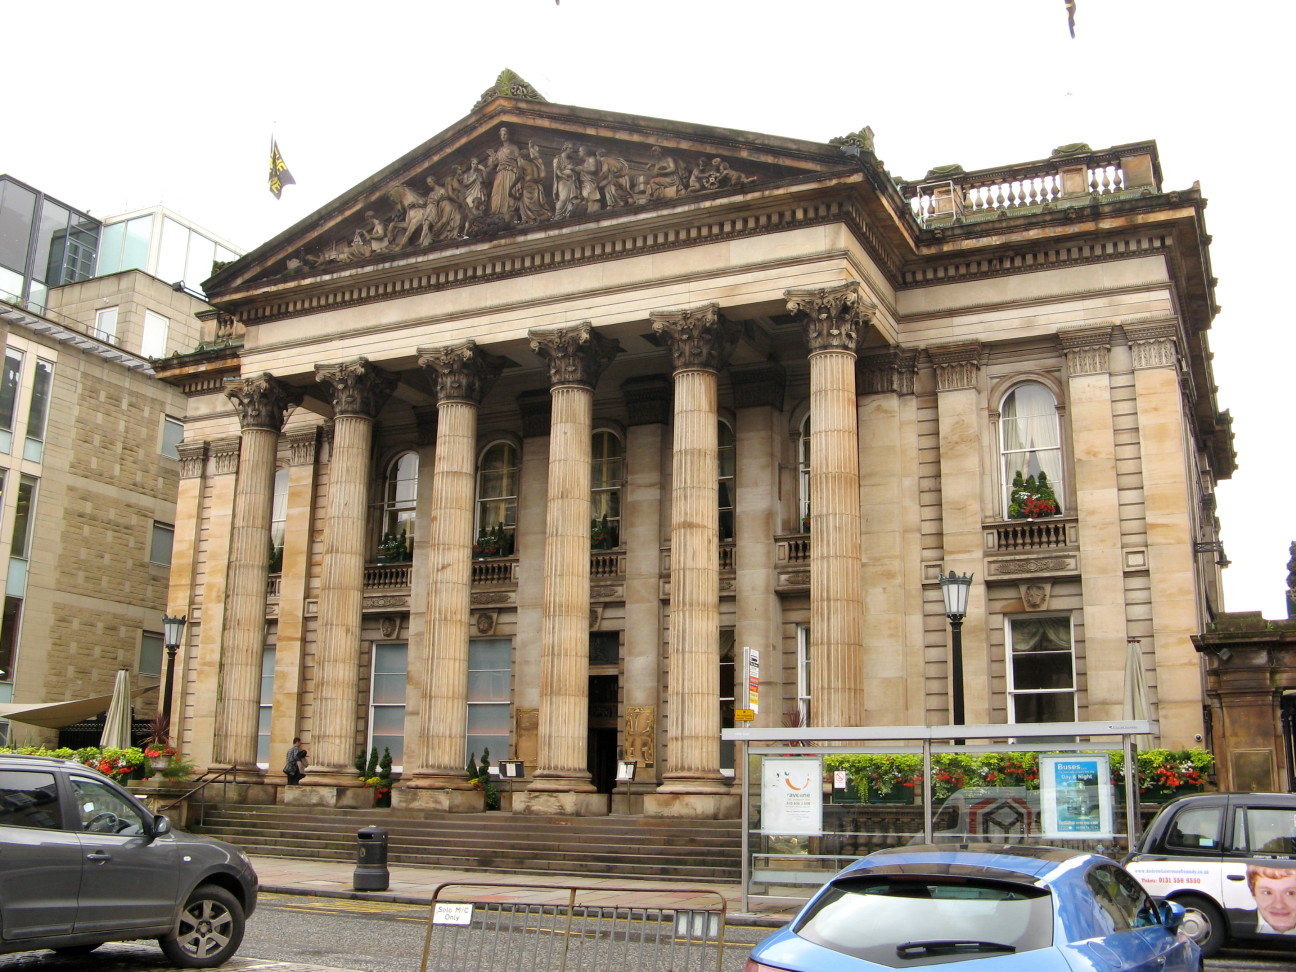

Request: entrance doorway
left=588, top=632, right=620, bottom=794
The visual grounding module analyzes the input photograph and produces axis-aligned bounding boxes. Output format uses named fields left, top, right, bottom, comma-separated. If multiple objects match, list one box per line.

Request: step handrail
left=159, top=765, right=239, bottom=825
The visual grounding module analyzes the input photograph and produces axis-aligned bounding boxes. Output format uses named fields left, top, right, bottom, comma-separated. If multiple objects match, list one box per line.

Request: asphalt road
left=0, top=894, right=1291, bottom=971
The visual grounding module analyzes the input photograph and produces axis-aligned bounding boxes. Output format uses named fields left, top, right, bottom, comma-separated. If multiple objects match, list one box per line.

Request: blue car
left=747, top=844, right=1200, bottom=971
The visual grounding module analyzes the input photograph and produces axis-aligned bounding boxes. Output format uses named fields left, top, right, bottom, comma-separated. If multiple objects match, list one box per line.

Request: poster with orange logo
left=762, top=756, right=823, bottom=836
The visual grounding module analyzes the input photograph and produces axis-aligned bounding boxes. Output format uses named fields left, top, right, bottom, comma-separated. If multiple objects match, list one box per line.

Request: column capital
left=285, top=427, right=320, bottom=466
left=620, top=375, right=672, bottom=426
left=314, top=358, right=397, bottom=419
left=858, top=347, right=918, bottom=395
left=417, top=341, right=508, bottom=404
left=928, top=340, right=983, bottom=391
left=176, top=441, right=207, bottom=479
left=650, top=303, right=740, bottom=373
left=1125, top=321, right=1181, bottom=370
left=1058, top=325, right=1114, bottom=376
left=529, top=323, right=622, bottom=388
left=785, top=282, right=874, bottom=354
left=731, top=363, right=787, bottom=409
left=225, top=373, right=302, bottom=432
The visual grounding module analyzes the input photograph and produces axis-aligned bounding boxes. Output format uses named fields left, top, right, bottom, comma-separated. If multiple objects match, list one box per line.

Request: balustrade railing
left=990, top=517, right=1076, bottom=551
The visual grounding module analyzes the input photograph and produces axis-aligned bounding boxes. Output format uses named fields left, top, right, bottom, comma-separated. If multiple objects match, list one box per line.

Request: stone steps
left=189, top=805, right=743, bottom=882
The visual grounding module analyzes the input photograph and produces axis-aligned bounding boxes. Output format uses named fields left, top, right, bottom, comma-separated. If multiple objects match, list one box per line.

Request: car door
left=0, top=767, right=82, bottom=940
left=1083, top=864, right=1161, bottom=971
left=69, top=774, right=179, bottom=935
left=1221, top=801, right=1296, bottom=943
left=1126, top=798, right=1227, bottom=914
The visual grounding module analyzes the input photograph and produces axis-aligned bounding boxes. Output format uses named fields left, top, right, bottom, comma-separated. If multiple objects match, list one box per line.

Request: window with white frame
left=1000, top=382, right=1064, bottom=518
left=718, top=419, right=735, bottom=542
left=161, top=416, right=184, bottom=460
left=370, top=642, right=407, bottom=766
left=590, top=430, right=623, bottom=545
left=797, top=624, right=811, bottom=725
left=719, top=630, right=736, bottom=773
left=466, top=638, right=511, bottom=765
left=798, top=415, right=811, bottom=530
left=257, top=646, right=275, bottom=765
left=149, top=522, right=174, bottom=566
left=475, top=441, right=517, bottom=548
left=269, top=468, right=288, bottom=572
left=23, top=358, right=52, bottom=462
left=141, top=310, right=168, bottom=359
left=383, top=451, right=418, bottom=543
left=93, top=307, right=118, bottom=344
left=0, top=347, right=24, bottom=453
left=1006, top=615, right=1076, bottom=723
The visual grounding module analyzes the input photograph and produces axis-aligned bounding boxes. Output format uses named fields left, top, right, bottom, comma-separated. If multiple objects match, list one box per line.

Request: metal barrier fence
left=418, top=882, right=729, bottom=972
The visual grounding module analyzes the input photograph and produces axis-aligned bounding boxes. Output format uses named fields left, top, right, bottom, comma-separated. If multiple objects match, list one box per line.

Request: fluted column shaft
left=786, top=284, right=872, bottom=729
left=216, top=374, right=297, bottom=773
left=310, top=360, right=394, bottom=782
left=652, top=304, right=737, bottom=792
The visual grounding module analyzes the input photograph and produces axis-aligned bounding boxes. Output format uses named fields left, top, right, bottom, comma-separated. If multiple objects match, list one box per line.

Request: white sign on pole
left=745, top=647, right=760, bottom=713
left=761, top=756, right=822, bottom=836
left=432, top=902, right=474, bottom=925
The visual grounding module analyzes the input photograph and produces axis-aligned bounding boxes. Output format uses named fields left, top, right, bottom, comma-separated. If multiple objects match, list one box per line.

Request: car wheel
left=1175, top=894, right=1225, bottom=958
left=51, top=944, right=102, bottom=956
left=158, top=883, right=246, bottom=969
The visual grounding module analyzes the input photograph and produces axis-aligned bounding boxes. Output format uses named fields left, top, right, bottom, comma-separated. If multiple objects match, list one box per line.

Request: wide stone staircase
left=188, top=804, right=743, bottom=882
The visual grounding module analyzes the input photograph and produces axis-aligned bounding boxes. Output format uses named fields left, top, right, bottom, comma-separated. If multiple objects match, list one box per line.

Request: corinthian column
left=308, top=359, right=395, bottom=785
left=517, top=325, right=621, bottom=814
left=400, top=343, right=505, bottom=808
left=785, top=283, right=872, bottom=728
left=650, top=303, right=739, bottom=799
left=215, top=374, right=299, bottom=775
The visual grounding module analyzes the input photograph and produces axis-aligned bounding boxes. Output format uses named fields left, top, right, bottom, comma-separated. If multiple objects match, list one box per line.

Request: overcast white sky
left=5, top=0, right=1292, bottom=617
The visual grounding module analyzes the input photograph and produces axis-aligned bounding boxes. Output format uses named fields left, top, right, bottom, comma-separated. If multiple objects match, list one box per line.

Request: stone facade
left=155, top=75, right=1234, bottom=814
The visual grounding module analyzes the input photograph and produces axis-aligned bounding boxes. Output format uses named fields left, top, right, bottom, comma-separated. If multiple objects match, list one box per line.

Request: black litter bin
left=354, top=826, right=389, bottom=891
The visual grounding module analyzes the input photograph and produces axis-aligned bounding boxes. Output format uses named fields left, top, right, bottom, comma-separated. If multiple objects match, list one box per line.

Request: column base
left=642, top=791, right=740, bottom=819
left=513, top=791, right=609, bottom=816
left=302, top=771, right=364, bottom=787
left=284, top=785, right=374, bottom=809
left=392, top=786, right=485, bottom=813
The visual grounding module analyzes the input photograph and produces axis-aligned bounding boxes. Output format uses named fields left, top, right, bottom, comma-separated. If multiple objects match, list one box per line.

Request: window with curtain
left=1000, top=382, right=1063, bottom=518
left=591, top=430, right=623, bottom=545
left=718, top=419, right=735, bottom=542
left=798, top=415, right=811, bottom=530
left=1006, top=615, right=1076, bottom=723
left=370, top=642, right=407, bottom=766
left=269, top=468, right=288, bottom=572
left=383, top=451, right=418, bottom=542
left=476, top=441, right=518, bottom=547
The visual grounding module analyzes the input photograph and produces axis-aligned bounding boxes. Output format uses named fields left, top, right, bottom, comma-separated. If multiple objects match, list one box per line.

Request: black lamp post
left=161, top=614, right=187, bottom=733
left=939, top=571, right=974, bottom=730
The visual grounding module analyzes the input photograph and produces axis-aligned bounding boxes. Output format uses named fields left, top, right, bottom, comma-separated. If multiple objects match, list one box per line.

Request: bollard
left=353, top=826, right=389, bottom=891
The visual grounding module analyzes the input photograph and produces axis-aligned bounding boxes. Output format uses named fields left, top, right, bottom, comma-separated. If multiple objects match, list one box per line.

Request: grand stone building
left=158, top=73, right=1234, bottom=816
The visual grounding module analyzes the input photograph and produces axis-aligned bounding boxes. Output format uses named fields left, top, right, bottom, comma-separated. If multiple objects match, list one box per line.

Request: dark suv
left=0, top=753, right=258, bottom=967
left=1126, top=792, right=1296, bottom=957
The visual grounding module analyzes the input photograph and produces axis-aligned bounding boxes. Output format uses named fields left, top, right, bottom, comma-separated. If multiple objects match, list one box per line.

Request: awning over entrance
left=0, top=685, right=158, bottom=729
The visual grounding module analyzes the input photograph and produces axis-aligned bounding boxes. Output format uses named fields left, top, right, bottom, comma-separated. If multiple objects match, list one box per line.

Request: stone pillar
left=785, top=283, right=872, bottom=729
left=167, top=442, right=207, bottom=753
left=512, top=390, right=552, bottom=768
left=307, top=359, right=395, bottom=787
left=1060, top=327, right=1129, bottom=722
left=398, top=342, right=504, bottom=811
left=930, top=341, right=987, bottom=724
left=730, top=364, right=786, bottom=731
left=857, top=349, right=921, bottom=726
left=516, top=325, right=621, bottom=816
left=1129, top=322, right=1203, bottom=746
left=213, top=374, right=299, bottom=775
left=645, top=303, right=740, bottom=818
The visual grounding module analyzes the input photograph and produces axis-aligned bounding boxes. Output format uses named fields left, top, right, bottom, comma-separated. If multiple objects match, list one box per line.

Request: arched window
left=1000, top=382, right=1063, bottom=519
left=591, top=430, right=623, bottom=547
left=798, top=414, right=811, bottom=532
left=718, top=420, right=735, bottom=542
left=476, top=441, right=518, bottom=551
left=383, top=451, right=418, bottom=541
left=269, top=467, right=288, bottom=573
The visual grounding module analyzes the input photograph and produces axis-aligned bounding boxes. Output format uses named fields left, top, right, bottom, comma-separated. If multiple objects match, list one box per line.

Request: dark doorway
left=1282, top=693, right=1296, bottom=792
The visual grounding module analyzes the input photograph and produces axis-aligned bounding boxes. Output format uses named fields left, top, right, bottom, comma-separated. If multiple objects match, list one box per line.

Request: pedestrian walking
left=284, top=736, right=308, bottom=784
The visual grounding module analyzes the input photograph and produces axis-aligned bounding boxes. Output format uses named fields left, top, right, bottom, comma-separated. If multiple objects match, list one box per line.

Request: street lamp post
left=161, top=614, right=187, bottom=734
left=939, top=571, right=974, bottom=731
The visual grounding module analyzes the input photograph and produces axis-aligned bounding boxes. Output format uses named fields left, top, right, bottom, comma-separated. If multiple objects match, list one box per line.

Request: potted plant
left=472, top=523, right=511, bottom=558
left=590, top=514, right=618, bottom=550
left=268, top=539, right=284, bottom=573
left=1008, top=471, right=1059, bottom=520
left=376, top=530, right=410, bottom=563
left=467, top=748, right=500, bottom=810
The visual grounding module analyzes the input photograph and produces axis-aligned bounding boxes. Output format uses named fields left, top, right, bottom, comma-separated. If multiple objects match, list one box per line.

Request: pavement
left=247, top=853, right=799, bottom=927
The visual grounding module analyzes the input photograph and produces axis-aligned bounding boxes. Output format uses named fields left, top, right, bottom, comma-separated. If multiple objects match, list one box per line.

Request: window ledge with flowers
left=1008, top=471, right=1060, bottom=520
left=472, top=524, right=514, bottom=560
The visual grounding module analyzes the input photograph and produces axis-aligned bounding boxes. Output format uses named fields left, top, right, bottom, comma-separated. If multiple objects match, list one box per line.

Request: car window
left=69, top=776, right=148, bottom=836
left=0, top=769, right=62, bottom=829
left=794, top=875, right=1054, bottom=963
left=1164, top=805, right=1222, bottom=852
left=1233, top=807, right=1296, bottom=856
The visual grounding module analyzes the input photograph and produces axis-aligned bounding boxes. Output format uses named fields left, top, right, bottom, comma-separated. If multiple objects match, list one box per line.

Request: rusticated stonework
left=1126, top=322, right=1180, bottom=370
left=785, top=282, right=874, bottom=353
left=528, top=323, right=622, bottom=388
left=650, top=303, right=740, bottom=373
left=1058, top=326, right=1113, bottom=375
left=929, top=341, right=982, bottom=391
left=858, top=348, right=918, bottom=395
left=418, top=342, right=508, bottom=404
left=225, top=373, right=301, bottom=432
left=315, top=358, right=397, bottom=419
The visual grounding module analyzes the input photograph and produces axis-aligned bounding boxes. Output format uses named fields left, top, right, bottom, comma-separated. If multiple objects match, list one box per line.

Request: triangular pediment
left=208, top=79, right=865, bottom=297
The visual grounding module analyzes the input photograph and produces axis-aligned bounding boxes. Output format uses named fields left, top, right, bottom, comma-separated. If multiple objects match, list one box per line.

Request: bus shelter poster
left=1040, top=754, right=1115, bottom=839
left=761, top=756, right=823, bottom=836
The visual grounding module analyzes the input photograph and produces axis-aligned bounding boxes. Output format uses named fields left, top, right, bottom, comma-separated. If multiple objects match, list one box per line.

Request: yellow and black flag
left=1065, top=0, right=1076, bottom=37
left=268, top=138, right=295, bottom=199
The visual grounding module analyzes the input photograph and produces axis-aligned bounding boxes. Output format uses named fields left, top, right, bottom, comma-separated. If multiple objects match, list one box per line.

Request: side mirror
left=1158, top=898, right=1186, bottom=932
left=151, top=813, right=173, bottom=837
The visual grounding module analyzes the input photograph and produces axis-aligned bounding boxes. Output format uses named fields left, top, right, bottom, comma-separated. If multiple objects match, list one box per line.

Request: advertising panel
left=1039, top=753, right=1115, bottom=839
left=761, top=756, right=822, bottom=836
